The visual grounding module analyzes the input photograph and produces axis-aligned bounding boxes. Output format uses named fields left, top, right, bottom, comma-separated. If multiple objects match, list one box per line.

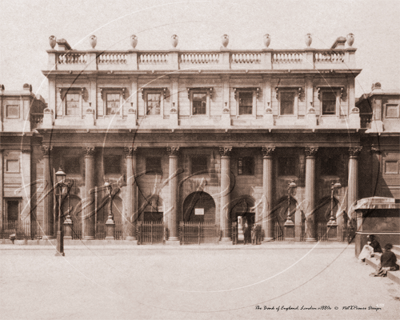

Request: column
left=42, top=145, right=53, bottom=238
left=124, top=146, right=137, bottom=240
left=261, top=146, right=275, bottom=241
left=219, top=146, right=232, bottom=241
left=167, top=146, right=180, bottom=243
left=348, top=147, right=362, bottom=213
left=305, top=147, right=318, bottom=242
left=83, top=147, right=95, bottom=240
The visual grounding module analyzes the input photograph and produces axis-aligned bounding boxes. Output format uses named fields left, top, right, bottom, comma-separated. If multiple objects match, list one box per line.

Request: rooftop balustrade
left=46, top=34, right=357, bottom=72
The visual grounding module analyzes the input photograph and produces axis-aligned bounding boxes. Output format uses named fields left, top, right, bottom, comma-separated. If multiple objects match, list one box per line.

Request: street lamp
left=55, top=167, right=73, bottom=256
left=285, top=180, right=297, bottom=223
left=105, top=181, right=115, bottom=240
left=328, top=182, right=342, bottom=226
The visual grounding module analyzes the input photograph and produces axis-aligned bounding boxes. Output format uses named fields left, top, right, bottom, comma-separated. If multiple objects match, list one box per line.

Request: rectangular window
left=64, top=157, right=81, bottom=175
left=104, top=155, right=121, bottom=175
left=193, top=92, right=207, bottom=115
left=106, top=93, right=120, bottom=115
left=66, top=93, right=80, bottom=116
left=278, top=157, right=296, bottom=176
left=146, top=157, right=162, bottom=175
left=191, top=156, right=208, bottom=174
left=7, top=200, right=19, bottom=221
left=322, top=92, right=337, bottom=115
left=320, top=157, right=339, bottom=176
left=239, top=92, right=253, bottom=115
left=238, top=157, right=254, bottom=175
left=6, top=160, right=19, bottom=173
left=385, top=104, right=399, bottom=118
left=147, top=93, right=161, bottom=115
left=280, top=92, right=295, bottom=115
left=6, top=105, right=19, bottom=118
left=385, top=161, right=398, bottom=174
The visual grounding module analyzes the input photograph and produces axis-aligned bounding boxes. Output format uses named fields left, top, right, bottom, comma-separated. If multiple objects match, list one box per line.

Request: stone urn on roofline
left=305, top=33, right=312, bottom=47
left=90, top=35, right=97, bottom=49
left=221, top=34, right=229, bottom=48
left=130, top=35, right=138, bottom=49
left=49, top=35, right=56, bottom=49
left=171, top=34, right=179, bottom=48
left=347, top=33, right=354, bottom=47
left=263, top=34, right=271, bottom=48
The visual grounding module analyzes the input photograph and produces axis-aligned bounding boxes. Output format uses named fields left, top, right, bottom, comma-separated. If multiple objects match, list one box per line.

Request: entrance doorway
left=182, top=192, right=215, bottom=223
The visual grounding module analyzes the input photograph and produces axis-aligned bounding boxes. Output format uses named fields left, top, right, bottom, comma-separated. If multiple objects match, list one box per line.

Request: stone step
left=365, top=256, right=400, bottom=285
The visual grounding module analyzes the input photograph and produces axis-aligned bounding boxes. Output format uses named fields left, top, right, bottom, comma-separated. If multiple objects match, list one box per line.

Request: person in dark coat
left=371, top=243, right=399, bottom=277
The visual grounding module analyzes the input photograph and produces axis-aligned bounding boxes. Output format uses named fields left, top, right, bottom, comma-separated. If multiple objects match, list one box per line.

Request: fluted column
left=219, top=146, right=232, bottom=241
left=167, top=146, right=180, bottom=243
left=305, top=147, right=318, bottom=242
left=83, top=147, right=96, bottom=240
left=348, top=147, right=362, bottom=213
left=262, top=146, right=275, bottom=241
left=124, top=147, right=137, bottom=240
left=41, top=145, right=53, bottom=238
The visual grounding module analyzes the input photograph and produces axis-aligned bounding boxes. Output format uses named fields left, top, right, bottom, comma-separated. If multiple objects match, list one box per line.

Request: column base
left=55, top=252, right=65, bottom=257
left=105, top=236, right=115, bottom=240
left=165, top=239, right=180, bottom=245
left=220, top=237, right=232, bottom=242
left=41, top=235, right=55, bottom=240
left=262, top=237, right=274, bottom=243
left=305, top=238, right=317, bottom=242
left=125, top=236, right=136, bottom=241
left=84, top=236, right=95, bottom=240
left=63, top=236, right=73, bottom=240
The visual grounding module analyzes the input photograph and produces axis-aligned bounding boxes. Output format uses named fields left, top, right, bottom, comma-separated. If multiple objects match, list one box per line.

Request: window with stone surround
left=65, top=93, right=80, bottom=116
left=191, top=156, right=208, bottom=174
left=238, top=92, right=253, bottom=115
left=146, top=92, right=161, bottom=115
left=106, top=93, right=121, bottom=115
left=280, top=91, right=295, bottom=115
left=385, top=161, right=399, bottom=174
left=6, top=200, right=19, bottom=222
left=278, top=157, right=296, bottom=176
left=192, top=92, right=207, bottom=115
left=146, top=157, right=162, bottom=175
left=6, top=105, right=19, bottom=119
left=104, top=155, right=121, bottom=175
left=321, top=91, right=337, bottom=115
left=238, top=157, right=254, bottom=175
left=385, top=104, right=399, bottom=118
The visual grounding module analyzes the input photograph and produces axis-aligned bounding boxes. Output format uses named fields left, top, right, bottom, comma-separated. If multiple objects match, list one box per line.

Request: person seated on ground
left=371, top=243, right=399, bottom=277
left=358, top=234, right=382, bottom=262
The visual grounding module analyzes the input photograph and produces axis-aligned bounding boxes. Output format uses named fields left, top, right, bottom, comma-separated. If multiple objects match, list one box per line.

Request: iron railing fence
left=1, top=220, right=33, bottom=240
left=179, top=221, right=219, bottom=245
left=137, top=221, right=165, bottom=245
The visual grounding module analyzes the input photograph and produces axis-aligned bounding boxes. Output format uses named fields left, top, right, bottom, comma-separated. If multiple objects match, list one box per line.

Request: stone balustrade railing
left=47, top=48, right=356, bottom=71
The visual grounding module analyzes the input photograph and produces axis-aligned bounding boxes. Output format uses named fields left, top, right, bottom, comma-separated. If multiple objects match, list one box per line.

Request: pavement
left=1, top=243, right=399, bottom=320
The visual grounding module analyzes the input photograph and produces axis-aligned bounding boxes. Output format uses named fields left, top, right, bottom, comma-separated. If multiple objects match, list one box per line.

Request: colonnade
left=41, top=145, right=362, bottom=242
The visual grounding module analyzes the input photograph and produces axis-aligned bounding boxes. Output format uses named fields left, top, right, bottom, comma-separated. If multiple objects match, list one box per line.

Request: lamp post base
left=55, top=231, right=64, bottom=257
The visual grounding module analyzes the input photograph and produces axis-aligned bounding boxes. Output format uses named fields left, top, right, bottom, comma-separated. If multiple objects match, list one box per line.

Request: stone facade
left=1, top=35, right=398, bottom=243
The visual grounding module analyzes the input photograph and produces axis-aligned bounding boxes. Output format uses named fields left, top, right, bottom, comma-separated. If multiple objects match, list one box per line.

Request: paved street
left=1, top=244, right=399, bottom=319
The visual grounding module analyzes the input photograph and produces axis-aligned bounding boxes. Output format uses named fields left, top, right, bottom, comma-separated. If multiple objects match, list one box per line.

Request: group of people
left=359, top=234, right=399, bottom=277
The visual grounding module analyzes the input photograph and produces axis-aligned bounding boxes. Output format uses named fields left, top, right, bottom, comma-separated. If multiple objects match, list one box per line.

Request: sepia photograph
left=0, top=0, right=399, bottom=319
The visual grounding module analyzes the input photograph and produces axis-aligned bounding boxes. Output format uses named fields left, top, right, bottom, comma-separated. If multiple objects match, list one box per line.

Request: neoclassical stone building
left=6, top=33, right=398, bottom=244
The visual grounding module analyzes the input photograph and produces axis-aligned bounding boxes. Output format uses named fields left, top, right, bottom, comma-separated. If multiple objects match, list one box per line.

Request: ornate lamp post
left=105, top=181, right=115, bottom=240
left=284, top=180, right=297, bottom=240
left=327, top=182, right=341, bottom=240
left=55, top=168, right=73, bottom=256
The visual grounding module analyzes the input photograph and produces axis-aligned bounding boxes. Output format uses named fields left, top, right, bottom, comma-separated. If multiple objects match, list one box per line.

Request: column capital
left=349, top=146, right=362, bottom=158
left=305, top=146, right=319, bottom=158
left=262, top=146, right=276, bottom=157
left=219, top=146, right=232, bottom=157
left=370, top=146, right=380, bottom=154
left=167, top=146, right=180, bottom=156
left=124, top=146, right=138, bottom=157
left=41, top=145, right=53, bottom=156
left=83, top=146, right=95, bottom=156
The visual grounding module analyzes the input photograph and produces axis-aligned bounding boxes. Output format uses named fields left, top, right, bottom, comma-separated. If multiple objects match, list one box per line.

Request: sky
left=0, top=0, right=399, bottom=101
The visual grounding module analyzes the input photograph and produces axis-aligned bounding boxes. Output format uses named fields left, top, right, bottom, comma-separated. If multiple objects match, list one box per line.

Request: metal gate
left=316, top=222, right=328, bottom=241
left=137, top=221, right=165, bottom=244
left=179, top=222, right=219, bottom=245
left=274, top=222, right=284, bottom=241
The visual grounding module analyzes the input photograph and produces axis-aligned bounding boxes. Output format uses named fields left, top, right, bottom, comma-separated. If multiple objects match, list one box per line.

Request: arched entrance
left=182, top=192, right=215, bottom=223
left=315, top=196, right=338, bottom=241
left=271, top=196, right=297, bottom=241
